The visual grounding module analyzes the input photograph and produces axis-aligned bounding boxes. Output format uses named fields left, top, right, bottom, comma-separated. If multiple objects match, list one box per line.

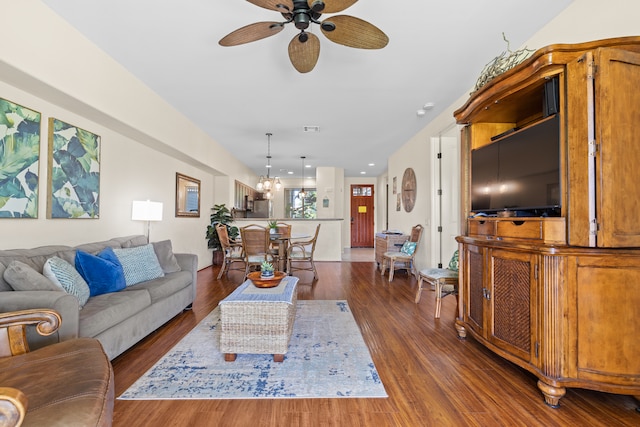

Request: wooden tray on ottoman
left=247, top=271, right=286, bottom=288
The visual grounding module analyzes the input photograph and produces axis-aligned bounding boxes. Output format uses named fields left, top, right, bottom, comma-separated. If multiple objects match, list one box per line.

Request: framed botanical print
left=0, top=97, right=41, bottom=218
left=47, top=118, right=100, bottom=218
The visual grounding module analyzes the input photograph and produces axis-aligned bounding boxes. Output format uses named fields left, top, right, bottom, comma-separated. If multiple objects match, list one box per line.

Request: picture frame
left=175, top=172, right=200, bottom=217
left=47, top=118, right=100, bottom=218
left=0, top=97, right=41, bottom=218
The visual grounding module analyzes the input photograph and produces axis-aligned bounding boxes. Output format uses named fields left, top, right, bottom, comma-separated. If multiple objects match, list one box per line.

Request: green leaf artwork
left=0, top=98, right=41, bottom=218
left=47, top=118, right=100, bottom=218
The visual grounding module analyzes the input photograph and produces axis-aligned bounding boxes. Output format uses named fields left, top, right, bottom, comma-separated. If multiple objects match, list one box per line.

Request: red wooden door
left=350, top=185, right=374, bottom=247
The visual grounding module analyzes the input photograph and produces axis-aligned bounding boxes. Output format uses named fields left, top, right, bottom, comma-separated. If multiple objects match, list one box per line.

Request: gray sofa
left=0, top=235, right=197, bottom=360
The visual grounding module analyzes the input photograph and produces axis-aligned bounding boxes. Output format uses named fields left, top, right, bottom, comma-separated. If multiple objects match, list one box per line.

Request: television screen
left=471, top=115, right=560, bottom=215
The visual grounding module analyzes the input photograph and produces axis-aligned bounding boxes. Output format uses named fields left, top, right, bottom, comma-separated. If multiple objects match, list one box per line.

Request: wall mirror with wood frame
left=175, top=173, right=200, bottom=217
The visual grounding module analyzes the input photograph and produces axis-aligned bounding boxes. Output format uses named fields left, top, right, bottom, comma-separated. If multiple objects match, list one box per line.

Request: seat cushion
left=123, top=270, right=192, bottom=303
left=79, top=290, right=151, bottom=338
left=0, top=337, right=114, bottom=427
left=383, top=251, right=411, bottom=260
left=419, top=268, right=458, bottom=280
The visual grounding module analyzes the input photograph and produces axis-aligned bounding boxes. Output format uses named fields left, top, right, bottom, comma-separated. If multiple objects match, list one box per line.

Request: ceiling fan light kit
left=220, top=0, right=389, bottom=73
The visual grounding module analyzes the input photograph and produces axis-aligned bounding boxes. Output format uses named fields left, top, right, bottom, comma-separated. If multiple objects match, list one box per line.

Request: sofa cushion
left=79, top=290, right=151, bottom=338
left=0, top=337, right=114, bottom=427
left=123, top=270, right=192, bottom=303
left=152, top=240, right=182, bottom=274
left=3, top=260, right=60, bottom=291
left=43, top=257, right=90, bottom=308
left=75, top=248, right=126, bottom=296
left=112, top=244, right=164, bottom=286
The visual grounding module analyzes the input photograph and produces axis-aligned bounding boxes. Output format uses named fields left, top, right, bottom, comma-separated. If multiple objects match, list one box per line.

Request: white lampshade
left=132, top=200, right=163, bottom=221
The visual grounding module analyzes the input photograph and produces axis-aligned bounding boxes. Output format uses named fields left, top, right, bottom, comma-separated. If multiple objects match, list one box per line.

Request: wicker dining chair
left=216, top=223, right=244, bottom=279
left=287, top=224, right=321, bottom=280
left=416, top=249, right=459, bottom=318
left=380, top=224, right=424, bottom=282
left=240, top=224, right=273, bottom=281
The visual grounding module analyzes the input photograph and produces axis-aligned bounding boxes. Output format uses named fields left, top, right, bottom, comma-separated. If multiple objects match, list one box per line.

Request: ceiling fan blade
left=247, top=0, right=294, bottom=13
left=288, top=32, right=320, bottom=73
left=219, top=22, right=284, bottom=46
left=312, top=0, right=358, bottom=14
left=321, top=15, right=388, bottom=49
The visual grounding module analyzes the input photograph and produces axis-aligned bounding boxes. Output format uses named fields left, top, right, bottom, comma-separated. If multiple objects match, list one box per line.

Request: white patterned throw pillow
left=43, top=256, right=90, bottom=308
left=113, top=244, right=165, bottom=286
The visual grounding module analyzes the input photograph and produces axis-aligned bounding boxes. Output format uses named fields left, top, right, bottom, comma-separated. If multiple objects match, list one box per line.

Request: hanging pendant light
left=298, top=156, right=306, bottom=199
left=256, top=133, right=281, bottom=195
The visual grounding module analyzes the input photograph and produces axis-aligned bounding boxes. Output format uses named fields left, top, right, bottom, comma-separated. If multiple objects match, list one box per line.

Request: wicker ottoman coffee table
left=219, top=275, right=298, bottom=362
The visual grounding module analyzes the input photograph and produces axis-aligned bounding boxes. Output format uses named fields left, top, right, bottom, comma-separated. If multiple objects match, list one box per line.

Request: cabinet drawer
left=497, top=220, right=541, bottom=239
left=468, top=220, right=496, bottom=236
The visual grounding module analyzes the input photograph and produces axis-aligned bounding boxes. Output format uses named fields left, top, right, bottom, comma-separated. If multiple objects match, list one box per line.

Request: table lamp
left=131, top=200, right=163, bottom=241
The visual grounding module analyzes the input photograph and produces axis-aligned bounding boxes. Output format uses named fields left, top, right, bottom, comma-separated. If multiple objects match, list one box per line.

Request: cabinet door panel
left=465, top=245, right=484, bottom=336
left=595, top=48, right=640, bottom=247
left=489, top=249, right=535, bottom=362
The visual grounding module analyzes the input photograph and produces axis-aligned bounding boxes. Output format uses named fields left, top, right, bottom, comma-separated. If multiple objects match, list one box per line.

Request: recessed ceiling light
left=303, top=126, right=320, bottom=133
left=287, top=171, right=294, bottom=175
left=305, top=164, right=311, bottom=168
left=360, top=171, right=366, bottom=175
left=368, top=163, right=375, bottom=166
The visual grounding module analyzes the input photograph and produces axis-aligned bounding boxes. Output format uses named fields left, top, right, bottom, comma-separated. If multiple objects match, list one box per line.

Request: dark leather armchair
left=0, top=309, right=114, bottom=427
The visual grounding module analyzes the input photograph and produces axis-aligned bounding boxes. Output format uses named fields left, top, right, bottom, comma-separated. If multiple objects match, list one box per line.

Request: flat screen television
left=471, top=114, right=561, bottom=216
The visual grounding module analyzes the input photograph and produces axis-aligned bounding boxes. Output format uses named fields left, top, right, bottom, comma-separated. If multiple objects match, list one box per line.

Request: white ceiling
left=40, top=0, right=572, bottom=180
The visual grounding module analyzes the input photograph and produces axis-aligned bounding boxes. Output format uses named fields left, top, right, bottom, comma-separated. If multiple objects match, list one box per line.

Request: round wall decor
left=401, top=167, right=416, bottom=212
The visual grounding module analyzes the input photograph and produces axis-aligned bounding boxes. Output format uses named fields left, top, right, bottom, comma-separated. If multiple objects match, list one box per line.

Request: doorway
left=350, top=184, right=374, bottom=247
left=430, top=128, right=460, bottom=267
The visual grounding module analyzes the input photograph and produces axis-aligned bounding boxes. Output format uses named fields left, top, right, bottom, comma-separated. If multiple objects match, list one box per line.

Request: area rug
left=119, top=300, right=387, bottom=399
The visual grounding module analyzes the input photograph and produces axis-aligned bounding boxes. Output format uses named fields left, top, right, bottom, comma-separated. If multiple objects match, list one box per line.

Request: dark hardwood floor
left=111, top=260, right=639, bottom=426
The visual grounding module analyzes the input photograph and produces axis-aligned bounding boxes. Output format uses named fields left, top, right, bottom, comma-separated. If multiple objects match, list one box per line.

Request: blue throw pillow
left=75, top=247, right=126, bottom=296
left=113, top=244, right=165, bottom=286
left=400, top=241, right=417, bottom=256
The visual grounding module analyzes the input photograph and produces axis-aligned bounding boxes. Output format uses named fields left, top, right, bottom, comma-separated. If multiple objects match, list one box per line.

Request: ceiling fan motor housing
left=292, top=0, right=317, bottom=29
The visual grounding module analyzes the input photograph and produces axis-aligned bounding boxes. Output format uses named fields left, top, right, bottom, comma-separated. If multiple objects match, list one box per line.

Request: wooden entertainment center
left=453, top=37, right=640, bottom=407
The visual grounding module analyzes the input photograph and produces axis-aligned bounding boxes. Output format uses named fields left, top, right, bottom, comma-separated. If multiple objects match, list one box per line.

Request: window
left=285, top=188, right=317, bottom=218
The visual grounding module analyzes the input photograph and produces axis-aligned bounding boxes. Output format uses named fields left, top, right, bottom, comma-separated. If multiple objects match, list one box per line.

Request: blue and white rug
left=119, top=300, right=387, bottom=399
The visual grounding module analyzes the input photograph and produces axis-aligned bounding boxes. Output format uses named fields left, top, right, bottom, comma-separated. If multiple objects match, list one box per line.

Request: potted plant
left=206, top=204, right=239, bottom=265
left=260, top=261, right=275, bottom=278
left=267, top=219, right=278, bottom=235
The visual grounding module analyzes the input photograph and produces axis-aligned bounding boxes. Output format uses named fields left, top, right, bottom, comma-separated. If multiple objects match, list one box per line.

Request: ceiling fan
left=219, top=0, right=389, bottom=73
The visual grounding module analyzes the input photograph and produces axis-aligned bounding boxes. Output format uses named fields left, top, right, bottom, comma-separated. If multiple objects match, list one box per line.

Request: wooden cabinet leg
left=537, top=380, right=565, bottom=408
left=454, top=320, right=467, bottom=339
left=273, top=354, right=284, bottom=362
left=224, top=353, right=237, bottom=362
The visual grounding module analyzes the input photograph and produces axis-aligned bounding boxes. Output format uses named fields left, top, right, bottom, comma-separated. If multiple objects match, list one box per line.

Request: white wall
left=0, top=2, right=258, bottom=269
left=386, top=0, right=640, bottom=273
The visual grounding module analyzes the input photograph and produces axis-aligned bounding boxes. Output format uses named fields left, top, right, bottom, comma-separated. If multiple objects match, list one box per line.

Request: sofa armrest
left=0, top=387, right=27, bottom=427
left=174, top=253, right=197, bottom=302
left=0, top=291, right=79, bottom=344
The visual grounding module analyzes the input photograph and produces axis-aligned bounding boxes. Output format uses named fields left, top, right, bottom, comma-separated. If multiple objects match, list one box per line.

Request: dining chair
left=240, top=224, right=273, bottom=281
left=287, top=224, right=321, bottom=280
left=380, top=224, right=423, bottom=282
left=416, top=250, right=459, bottom=318
left=215, top=223, right=244, bottom=279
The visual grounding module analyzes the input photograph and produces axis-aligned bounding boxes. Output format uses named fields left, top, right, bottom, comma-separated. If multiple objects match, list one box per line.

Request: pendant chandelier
left=256, top=132, right=281, bottom=199
left=298, top=156, right=306, bottom=199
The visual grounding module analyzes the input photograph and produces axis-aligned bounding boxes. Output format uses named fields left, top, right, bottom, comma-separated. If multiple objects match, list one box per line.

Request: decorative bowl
left=247, top=271, right=286, bottom=288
